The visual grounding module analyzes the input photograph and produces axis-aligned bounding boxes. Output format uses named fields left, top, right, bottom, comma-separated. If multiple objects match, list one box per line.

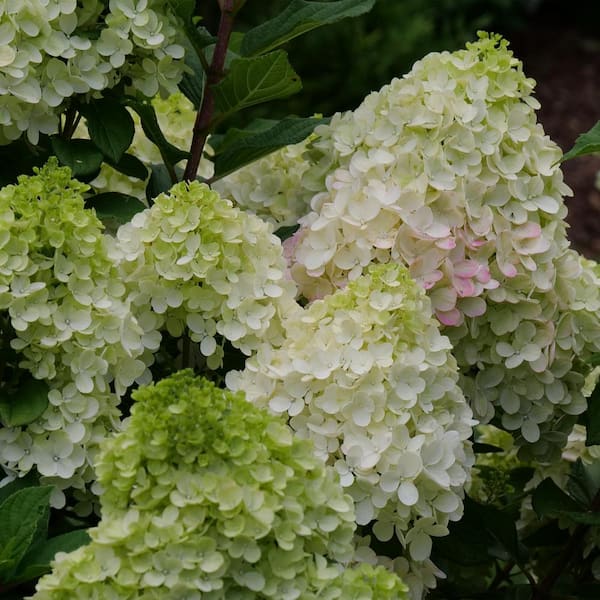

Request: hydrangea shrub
left=228, top=262, right=475, bottom=594
left=0, top=0, right=185, bottom=144
left=236, top=33, right=600, bottom=457
left=32, top=370, right=409, bottom=599
left=0, top=159, right=147, bottom=503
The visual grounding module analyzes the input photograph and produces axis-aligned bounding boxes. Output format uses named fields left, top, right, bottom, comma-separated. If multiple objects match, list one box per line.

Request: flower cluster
left=288, top=33, right=570, bottom=312
left=0, top=159, right=147, bottom=502
left=32, top=370, right=408, bottom=599
left=114, top=181, right=300, bottom=368
left=0, top=0, right=185, bottom=144
left=450, top=250, right=600, bottom=459
left=227, top=263, right=475, bottom=592
left=213, top=134, right=317, bottom=228
left=271, top=32, right=600, bottom=453
left=87, top=93, right=214, bottom=200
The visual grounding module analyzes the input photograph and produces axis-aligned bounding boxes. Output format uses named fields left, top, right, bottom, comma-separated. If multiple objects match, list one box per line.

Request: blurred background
left=208, top=0, right=600, bottom=258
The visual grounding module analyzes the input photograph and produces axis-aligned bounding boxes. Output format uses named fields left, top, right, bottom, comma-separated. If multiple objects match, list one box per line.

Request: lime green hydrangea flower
left=0, top=159, right=148, bottom=503
left=0, top=0, right=185, bottom=144
left=114, top=180, right=300, bottom=369
left=312, top=561, right=409, bottom=599
left=32, top=371, right=408, bottom=599
left=228, top=262, right=474, bottom=595
left=276, top=32, right=600, bottom=457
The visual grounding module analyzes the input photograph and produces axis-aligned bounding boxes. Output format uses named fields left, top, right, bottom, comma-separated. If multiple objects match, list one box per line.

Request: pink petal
left=454, top=260, right=480, bottom=278
left=419, top=271, right=444, bottom=290
left=476, top=266, right=492, bottom=284
left=516, top=222, right=542, bottom=239
left=436, top=308, right=462, bottom=326
left=498, top=261, right=518, bottom=278
left=454, top=277, right=476, bottom=297
left=435, top=237, right=456, bottom=250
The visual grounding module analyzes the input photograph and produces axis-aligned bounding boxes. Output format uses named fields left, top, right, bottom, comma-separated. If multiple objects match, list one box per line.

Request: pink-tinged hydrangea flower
left=114, top=181, right=300, bottom=368
left=0, top=159, right=148, bottom=503
left=288, top=32, right=566, bottom=321
left=449, top=251, right=600, bottom=460
left=32, top=371, right=409, bottom=599
left=0, top=0, right=185, bottom=144
left=276, top=32, right=600, bottom=455
left=227, top=263, right=475, bottom=595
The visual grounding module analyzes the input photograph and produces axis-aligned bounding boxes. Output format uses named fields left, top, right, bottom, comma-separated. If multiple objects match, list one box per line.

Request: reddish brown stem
left=183, top=0, right=235, bottom=182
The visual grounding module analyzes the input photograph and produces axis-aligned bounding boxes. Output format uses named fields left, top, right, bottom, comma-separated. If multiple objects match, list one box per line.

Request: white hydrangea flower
left=0, top=0, right=185, bottom=144
left=279, top=32, right=600, bottom=455
left=213, top=133, right=318, bottom=227
left=114, top=180, right=300, bottom=368
left=0, top=160, right=148, bottom=502
left=227, top=263, right=475, bottom=594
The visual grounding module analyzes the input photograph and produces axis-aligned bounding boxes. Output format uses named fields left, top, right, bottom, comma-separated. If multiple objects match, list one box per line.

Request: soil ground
left=510, top=23, right=600, bottom=258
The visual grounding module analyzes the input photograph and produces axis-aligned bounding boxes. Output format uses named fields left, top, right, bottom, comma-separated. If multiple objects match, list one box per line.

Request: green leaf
left=85, top=193, right=147, bottom=233
left=213, top=51, right=302, bottom=120
left=241, top=0, right=376, bottom=56
left=274, top=224, right=300, bottom=242
left=0, top=558, right=18, bottom=583
left=106, top=153, right=148, bottom=181
left=146, top=164, right=177, bottom=202
left=178, top=33, right=206, bottom=109
left=434, top=497, right=527, bottom=568
left=568, top=459, right=600, bottom=506
left=211, top=116, right=327, bottom=179
left=508, top=466, right=536, bottom=491
left=124, top=98, right=189, bottom=167
left=0, top=486, right=53, bottom=582
left=472, top=442, right=505, bottom=453
left=170, top=0, right=211, bottom=109
left=532, top=478, right=583, bottom=519
left=50, top=137, right=103, bottom=179
left=166, top=0, right=195, bottom=20
left=12, top=530, right=90, bottom=584
left=0, top=472, right=39, bottom=506
left=522, top=521, right=569, bottom=548
left=562, top=120, right=600, bottom=161
left=433, top=519, right=494, bottom=567
left=585, top=379, right=600, bottom=446
left=0, top=378, right=49, bottom=428
left=0, top=139, right=51, bottom=187
left=80, top=99, right=135, bottom=164
left=558, top=510, right=600, bottom=526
